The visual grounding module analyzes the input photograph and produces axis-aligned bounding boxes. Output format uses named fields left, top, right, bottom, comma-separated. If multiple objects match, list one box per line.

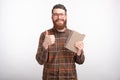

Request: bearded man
left=36, top=4, right=85, bottom=80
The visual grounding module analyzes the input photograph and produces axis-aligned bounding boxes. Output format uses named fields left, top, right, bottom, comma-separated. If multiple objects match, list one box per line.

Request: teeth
left=58, top=20, right=62, bottom=21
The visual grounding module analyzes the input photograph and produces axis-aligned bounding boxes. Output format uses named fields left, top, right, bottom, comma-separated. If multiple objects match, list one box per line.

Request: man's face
left=52, top=8, right=67, bottom=30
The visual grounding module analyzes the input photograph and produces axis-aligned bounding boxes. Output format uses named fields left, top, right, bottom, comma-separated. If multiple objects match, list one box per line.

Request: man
left=36, top=4, right=85, bottom=80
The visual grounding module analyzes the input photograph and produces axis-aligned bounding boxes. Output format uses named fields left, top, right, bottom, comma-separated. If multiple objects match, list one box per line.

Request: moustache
left=55, top=19, right=64, bottom=22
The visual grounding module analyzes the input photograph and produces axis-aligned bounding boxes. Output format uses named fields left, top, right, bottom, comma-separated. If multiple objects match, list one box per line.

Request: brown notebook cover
left=64, top=31, right=85, bottom=53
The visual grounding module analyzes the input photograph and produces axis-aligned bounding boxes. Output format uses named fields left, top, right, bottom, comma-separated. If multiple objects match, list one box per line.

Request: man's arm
left=36, top=32, right=48, bottom=65
left=74, top=41, right=85, bottom=64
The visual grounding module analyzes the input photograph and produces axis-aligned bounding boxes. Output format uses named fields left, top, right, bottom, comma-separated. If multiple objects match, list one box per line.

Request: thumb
left=45, top=30, right=49, bottom=36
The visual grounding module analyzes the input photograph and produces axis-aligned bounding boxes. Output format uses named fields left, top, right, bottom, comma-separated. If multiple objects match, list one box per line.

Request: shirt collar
left=53, top=27, right=67, bottom=33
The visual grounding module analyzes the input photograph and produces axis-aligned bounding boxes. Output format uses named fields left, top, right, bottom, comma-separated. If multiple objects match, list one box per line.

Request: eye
left=53, top=13, right=65, bottom=17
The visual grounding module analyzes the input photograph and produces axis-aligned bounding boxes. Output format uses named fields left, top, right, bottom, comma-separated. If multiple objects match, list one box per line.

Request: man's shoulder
left=66, top=28, right=75, bottom=33
left=41, top=28, right=54, bottom=35
left=66, top=28, right=73, bottom=31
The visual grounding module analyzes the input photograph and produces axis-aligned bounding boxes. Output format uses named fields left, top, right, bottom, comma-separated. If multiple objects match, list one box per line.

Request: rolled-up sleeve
left=36, top=32, right=48, bottom=65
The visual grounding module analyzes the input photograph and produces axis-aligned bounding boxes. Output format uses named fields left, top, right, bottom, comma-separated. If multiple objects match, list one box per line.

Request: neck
left=57, top=28, right=66, bottom=32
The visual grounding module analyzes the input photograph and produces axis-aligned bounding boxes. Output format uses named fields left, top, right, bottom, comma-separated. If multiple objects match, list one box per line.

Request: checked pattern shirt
left=36, top=28, right=85, bottom=80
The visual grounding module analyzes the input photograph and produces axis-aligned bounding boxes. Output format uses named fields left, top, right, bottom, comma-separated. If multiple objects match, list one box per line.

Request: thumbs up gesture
left=43, top=31, right=55, bottom=49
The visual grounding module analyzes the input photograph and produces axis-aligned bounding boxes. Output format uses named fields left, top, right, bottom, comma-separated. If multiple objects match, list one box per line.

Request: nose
left=58, top=15, right=62, bottom=19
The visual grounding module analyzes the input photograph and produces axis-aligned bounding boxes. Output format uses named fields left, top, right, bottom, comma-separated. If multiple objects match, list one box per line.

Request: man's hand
left=43, top=31, right=55, bottom=49
left=75, top=41, right=84, bottom=56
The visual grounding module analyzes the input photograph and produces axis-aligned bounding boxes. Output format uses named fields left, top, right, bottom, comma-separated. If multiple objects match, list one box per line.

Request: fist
left=43, top=31, right=55, bottom=49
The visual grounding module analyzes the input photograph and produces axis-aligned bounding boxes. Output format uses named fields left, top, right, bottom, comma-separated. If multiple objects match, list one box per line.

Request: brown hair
left=52, top=4, right=67, bottom=14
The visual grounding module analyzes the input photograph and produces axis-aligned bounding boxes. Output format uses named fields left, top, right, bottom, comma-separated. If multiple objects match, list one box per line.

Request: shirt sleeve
left=74, top=49, right=85, bottom=64
left=36, top=32, right=48, bottom=65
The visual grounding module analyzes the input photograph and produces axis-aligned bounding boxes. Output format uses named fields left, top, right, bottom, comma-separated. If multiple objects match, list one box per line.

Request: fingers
left=75, top=41, right=84, bottom=50
left=44, top=30, right=55, bottom=45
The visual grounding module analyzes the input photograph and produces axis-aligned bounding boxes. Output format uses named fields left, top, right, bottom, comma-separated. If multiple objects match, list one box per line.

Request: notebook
left=64, top=31, right=85, bottom=53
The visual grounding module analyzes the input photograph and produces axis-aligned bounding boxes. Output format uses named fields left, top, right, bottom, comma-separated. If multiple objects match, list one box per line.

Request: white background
left=0, top=0, right=120, bottom=80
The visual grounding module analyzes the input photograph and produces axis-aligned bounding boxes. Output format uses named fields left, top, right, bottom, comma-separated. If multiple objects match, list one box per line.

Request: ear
left=51, top=15, right=54, bottom=21
left=51, top=14, right=53, bottom=19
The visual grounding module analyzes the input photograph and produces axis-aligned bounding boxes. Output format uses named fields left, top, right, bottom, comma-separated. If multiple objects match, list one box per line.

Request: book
left=64, top=31, right=85, bottom=53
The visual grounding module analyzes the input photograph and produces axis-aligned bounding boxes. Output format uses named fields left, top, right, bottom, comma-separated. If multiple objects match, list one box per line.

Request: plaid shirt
left=36, top=28, right=85, bottom=80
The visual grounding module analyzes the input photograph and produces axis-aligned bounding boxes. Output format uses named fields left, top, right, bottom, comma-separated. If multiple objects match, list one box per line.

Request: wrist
left=77, top=49, right=82, bottom=56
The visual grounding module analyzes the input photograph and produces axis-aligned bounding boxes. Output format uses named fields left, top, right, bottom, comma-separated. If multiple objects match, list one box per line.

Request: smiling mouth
left=57, top=20, right=63, bottom=22
left=56, top=19, right=64, bottom=22
left=56, top=20, right=64, bottom=23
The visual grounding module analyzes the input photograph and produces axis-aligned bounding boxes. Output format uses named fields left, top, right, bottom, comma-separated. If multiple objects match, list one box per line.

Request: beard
left=53, top=19, right=67, bottom=30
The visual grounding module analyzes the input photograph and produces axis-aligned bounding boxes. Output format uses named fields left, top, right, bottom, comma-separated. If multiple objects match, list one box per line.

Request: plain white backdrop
left=0, top=0, right=120, bottom=80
